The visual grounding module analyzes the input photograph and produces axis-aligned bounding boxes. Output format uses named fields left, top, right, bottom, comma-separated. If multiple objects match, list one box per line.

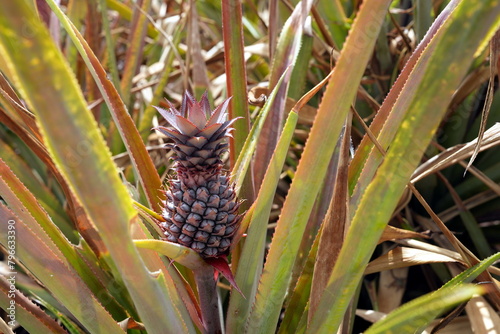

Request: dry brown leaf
left=378, top=225, right=430, bottom=244
left=412, top=123, right=500, bottom=183
left=365, top=247, right=460, bottom=275
left=466, top=29, right=500, bottom=172
left=377, top=244, right=409, bottom=313
left=466, top=295, right=500, bottom=334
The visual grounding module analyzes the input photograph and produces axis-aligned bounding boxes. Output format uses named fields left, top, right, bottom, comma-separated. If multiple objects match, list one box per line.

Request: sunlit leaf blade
left=442, top=252, right=500, bottom=289
left=246, top=1, right=393, bottom=333
left=348, top=0, right=460, bottom=197
left=308, top=1, right=500, bottom=332
left=0, top=205, right=123, bottom=333
left=226, top=110, right=298, bottom=333
left=0, top=276, right=67, bottom=334
left=364, top=247, right=459, bottom=275
left=365, top=284, right=487, bottom=334
left=0, top=158, right=126, bottom=318
left=0, top=2, right=187, bottom=332
left=46, top=0, right=165, bottom=212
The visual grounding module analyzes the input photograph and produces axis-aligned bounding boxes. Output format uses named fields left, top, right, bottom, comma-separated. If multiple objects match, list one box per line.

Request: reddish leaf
left=205, top=256, right=244, bottom=298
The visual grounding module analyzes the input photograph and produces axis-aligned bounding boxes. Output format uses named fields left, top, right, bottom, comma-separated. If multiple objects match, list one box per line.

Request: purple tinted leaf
left=205, top=256, right=244, bottom=297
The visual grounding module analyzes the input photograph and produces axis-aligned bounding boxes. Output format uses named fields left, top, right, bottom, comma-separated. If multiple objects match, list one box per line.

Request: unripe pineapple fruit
left=154, top=92, right=242, bottom=258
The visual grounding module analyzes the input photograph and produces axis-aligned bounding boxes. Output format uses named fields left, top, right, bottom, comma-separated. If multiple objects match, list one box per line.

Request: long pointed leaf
left=308, top=1, right=500, bottom=332
left=365, top=284, right=487, bottom=333
left=46, top=0, right=165, bottom=212
left=246, top=1, right=392, bottom=332
left=0, top=205, right=123, bottom=333
left=0, top=2, right=186, bottom=331
left=254, top=0, right=313, bottom=188
left=226, top=110, right=298, bottom=333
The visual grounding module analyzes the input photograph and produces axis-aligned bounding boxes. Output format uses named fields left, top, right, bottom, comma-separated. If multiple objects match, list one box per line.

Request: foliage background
left=0, top=0, right=499, bottom=333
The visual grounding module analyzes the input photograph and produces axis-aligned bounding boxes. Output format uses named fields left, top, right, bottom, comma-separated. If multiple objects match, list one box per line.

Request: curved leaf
left=0, top=2, right=187, bottom=332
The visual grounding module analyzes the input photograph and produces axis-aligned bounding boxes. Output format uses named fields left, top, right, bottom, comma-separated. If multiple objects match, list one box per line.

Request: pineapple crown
left=153, top=91, right=238, bottom=170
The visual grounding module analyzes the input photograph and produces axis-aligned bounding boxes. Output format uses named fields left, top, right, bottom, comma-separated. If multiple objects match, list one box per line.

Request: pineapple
left=154, top=92, right=242, bottom=258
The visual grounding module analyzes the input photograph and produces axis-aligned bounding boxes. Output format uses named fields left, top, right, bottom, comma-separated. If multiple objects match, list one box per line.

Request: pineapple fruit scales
left=154, top=92, right=242, bottom=258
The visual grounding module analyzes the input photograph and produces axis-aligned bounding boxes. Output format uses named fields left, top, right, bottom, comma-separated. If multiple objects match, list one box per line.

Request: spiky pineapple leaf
left=221, top=0, right=251, bottom=163
left=364, top=284, right=487, bottom=334
left=0, top=158, right=127, bottom=319
left=308, top=1, right=500, bottom=332
left=0, top=2, right=188, bottom=332
left=0, top=205, right=123, bottom=333
left=0, top=276, right=68, bottom=334
left=315, top=0, right=349, bottom=49
left=226, top=109, right=299, bottom=333
left=45, top=0, right=165, bottom=212
left=348, top=0, right=460, bottom=197
left=442, top=252, right=500, bottom=289
left=0, top=140, right=74, bottom=240
left=246, top=1, right=393, bottom=332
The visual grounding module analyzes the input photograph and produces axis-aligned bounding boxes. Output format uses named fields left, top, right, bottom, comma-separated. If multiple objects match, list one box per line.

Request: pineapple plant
left=154, top=92, right=242, bottom=257
left=1, top=1, right=500, bottom=333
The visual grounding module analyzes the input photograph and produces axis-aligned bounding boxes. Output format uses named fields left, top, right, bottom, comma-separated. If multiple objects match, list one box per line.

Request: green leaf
left=365, top=284, right=486, bottom=334
left=226, top=110, right=299, bottom=333
left=0, top=205, right=123, bottom=333
left=246, top=1, right=393, bottom=332
left=315, top=0, right=349, bottom=49
left=0, top=276, right=68, bottom=334
left=46, top=0, right=165, bottom=212
left=442, top=252, right=500, bottom=289
left=0, top=2, right=187, bottom=332
left=221, top=0, right=252, bottom=162
left=348, top=0, right=459, bottom=197
left=308, top=1, right=500, bottom=332
left=0, top=158, right=127, bottom=319
left=221, top=0, right=254, bottom=208
left=253, top=0, right=313, bottom=188
left=0, top=140, right=74, bottom=241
